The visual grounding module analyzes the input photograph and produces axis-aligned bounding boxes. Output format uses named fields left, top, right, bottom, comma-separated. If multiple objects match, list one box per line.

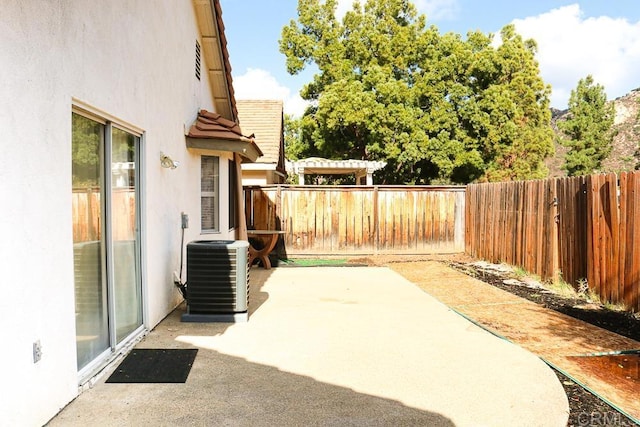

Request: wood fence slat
left=566, top=177, right=574, bottom=283
left=619, top=172, right=628, bottom=304
left=498, top=183, right=507, bottom=263
left=598, top=175, right=608, bottom=299
left=464, top=186, right=470, bottom=252
left=557, top=178, right=567, bottom=282
left=607, top=173, right=620, bottom=303
left=623, top=172, right=632, bottom=307
left=510, top=181, right=516, bottom=264
left=516, top=183, right=521, bottom=266
left=570, top=177, right=580, bottom=284
left=508, top=182, right=516, bottom=265
left=481, top=184, right=488, bottom=260
left=596, top=174, right=605, bottom=294
left=628, top=172, right=640, bottom=310
left=491, top=184, right=497, bottom=262
left=569, top=176, right=580, bottom=284
left=578, top=176, right=588, bottom=284
left=587, top=175, right=597, bottom=293
left=535, top=180, right=544, bottom=275
left=474, top=185, right=481, bottom=258
left=526, top=181, right=534, bottom=272
left=545, top=179, right=558, bottom=280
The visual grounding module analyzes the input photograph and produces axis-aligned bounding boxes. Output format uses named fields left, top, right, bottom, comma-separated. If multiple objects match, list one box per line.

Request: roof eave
left=193, top=0, right=238, bottom=121
left=186, top=137, right=262, bottom=162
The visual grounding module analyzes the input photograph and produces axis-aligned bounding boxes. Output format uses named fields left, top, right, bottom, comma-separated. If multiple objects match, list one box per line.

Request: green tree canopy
left=280, top=0, right=554, bottom=183
left=558, top=75, right=615, bottom=176
left=284, top=113, right=305, bottom=161
left=72, top=113, right=102, bottom=187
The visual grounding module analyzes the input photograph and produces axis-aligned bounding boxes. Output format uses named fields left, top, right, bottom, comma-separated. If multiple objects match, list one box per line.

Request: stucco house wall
left=241, top=167, right=282, bottom=186
left=0, top=1, right=240, bottom=424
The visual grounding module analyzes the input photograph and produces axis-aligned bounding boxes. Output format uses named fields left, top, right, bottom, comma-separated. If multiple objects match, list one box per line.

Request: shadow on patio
left=50, top=344, right=455, bottom=425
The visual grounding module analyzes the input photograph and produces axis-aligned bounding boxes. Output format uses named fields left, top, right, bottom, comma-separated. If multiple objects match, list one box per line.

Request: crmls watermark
left=577, top=411, right=626, bottom=426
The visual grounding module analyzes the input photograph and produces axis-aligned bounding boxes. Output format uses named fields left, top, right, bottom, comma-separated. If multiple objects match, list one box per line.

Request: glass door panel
left=72, top=113, right=109, bottom=370
left=110, top=127, right=142, bottom=343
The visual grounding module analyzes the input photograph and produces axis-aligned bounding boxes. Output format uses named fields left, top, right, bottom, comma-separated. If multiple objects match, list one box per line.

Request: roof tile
left=188, top=109, right=259, bottom=148
left=199, top=110, right=243, bottom=135
left=236, top=100, right=284, bottom=167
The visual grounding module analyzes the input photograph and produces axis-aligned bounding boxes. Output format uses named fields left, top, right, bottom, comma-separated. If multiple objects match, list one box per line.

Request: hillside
left=546, top=88, right=640, bottom=177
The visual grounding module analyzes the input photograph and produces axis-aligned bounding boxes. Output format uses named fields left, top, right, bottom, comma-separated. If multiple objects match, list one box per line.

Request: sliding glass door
left=72, top=114, right=109, bottom=370
left=72, top=112, right=142, bottom=372
left=110, top=127, right=142, bottom=342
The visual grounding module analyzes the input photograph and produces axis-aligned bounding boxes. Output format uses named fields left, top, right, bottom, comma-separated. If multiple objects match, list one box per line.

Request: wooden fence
left=72, top=177, right=639, bottom=310
left=245, top=185, right=466, bottom=255
left=72, top=188, right=136, bottom=242
left=466, top=172, right=640, bottom=311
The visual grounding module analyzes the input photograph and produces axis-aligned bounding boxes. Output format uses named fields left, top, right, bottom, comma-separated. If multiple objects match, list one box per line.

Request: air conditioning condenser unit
left=181, top=240, right=249, bottom=322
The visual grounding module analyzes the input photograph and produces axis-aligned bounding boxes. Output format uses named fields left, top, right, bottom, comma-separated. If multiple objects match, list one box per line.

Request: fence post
left=586, top=174, right=597, bottom=295
left=549, top=179, right=560, bottom=283
left=373, top=186, right=379, bottom=254
left=454, top=190, right=465, bottom=252
left=276, top=185, right=282, bottom=230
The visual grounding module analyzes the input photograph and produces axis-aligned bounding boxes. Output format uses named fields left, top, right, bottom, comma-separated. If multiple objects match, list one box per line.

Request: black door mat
left=106, top=348, right=198, bottom=383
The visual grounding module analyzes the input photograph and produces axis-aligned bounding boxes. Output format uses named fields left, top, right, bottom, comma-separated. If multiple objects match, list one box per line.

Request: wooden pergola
left=286, top=158, right=387, bottom=185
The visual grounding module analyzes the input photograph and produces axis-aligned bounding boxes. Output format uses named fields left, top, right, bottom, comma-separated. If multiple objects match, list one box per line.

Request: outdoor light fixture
left=160, top=152, right=179, bottom=169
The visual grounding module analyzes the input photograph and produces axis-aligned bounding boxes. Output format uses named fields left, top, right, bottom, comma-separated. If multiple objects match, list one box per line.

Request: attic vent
left=195, top=40, right=201, bottom=80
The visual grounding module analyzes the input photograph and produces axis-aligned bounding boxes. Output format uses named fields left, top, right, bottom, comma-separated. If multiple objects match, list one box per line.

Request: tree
left=280, top=0, right=554, bottom=183
left=284, top=114, right=305, bottom=161
left=475, top=25, right=555, bottom=181
left=281, top=0, right=431, bottom=183
left=72, top=113, right=102, bottom=187
left=559, top=75, right=615, bottom=176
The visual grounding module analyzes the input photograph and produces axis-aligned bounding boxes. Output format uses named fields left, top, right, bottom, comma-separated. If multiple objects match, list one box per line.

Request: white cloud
left=415, top=0, right=459, bottom=20
left=512, top=4, right=640, bottom=108
left=335, top=0, right=458, bottom=21
left=233, top=68, right=309, bottom=117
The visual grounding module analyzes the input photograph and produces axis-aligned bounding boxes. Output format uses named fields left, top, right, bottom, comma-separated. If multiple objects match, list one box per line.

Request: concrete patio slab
left=49, top=266, right=568, bottom=426
left=390, top=261, right=640, bottom=423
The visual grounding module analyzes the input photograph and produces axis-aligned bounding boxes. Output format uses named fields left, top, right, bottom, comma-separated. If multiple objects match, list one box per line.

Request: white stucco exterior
left=0, top=1, right=238, bottom=424
left=241, top=164, right=285, bottom=186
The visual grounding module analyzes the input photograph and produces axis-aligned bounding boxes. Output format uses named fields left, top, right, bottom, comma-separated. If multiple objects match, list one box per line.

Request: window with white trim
left=201, top=156, right=219, bottom=232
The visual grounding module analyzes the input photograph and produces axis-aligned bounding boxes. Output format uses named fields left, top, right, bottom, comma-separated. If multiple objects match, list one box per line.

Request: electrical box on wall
left=33, top=340, right=42, bottom=363
left=181, top=212, right=189, bottom=229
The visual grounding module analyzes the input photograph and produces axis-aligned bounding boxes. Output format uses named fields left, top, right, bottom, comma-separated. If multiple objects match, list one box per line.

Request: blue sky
left=219, top=0, right=640, bottom=116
